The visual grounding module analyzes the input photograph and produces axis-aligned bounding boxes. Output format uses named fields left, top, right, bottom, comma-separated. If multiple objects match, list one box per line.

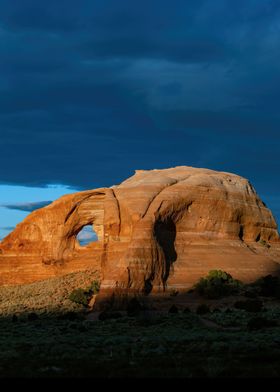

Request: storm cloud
left=3, top=201, right=52, bottom=212
left=0, top=0, right=279, bottom=221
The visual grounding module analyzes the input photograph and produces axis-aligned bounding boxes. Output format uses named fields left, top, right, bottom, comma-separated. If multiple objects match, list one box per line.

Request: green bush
left=69, top=280, right=100, bottom=306
left=69, top=288, right=91, bottom=306
left=194, top=270, right=243, bottom=299
left=258, top=239, right=271, bottom=248
left=87, top=280, right=100, bottom=294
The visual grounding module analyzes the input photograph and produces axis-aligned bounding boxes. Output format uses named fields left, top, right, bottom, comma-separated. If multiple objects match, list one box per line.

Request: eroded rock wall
left=0, top=166, right=279, bottom=294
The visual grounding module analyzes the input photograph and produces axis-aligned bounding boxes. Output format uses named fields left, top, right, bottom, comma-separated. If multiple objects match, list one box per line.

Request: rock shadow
left=154, top=216, right=177, bottom=286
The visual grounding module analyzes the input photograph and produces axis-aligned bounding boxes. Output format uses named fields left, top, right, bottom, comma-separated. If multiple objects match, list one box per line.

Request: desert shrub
left=69, top=288, right=91, bottom=306
left=194, top=270, right=243, bottom=299
left=196, top=304, right=210, bottom=315
left=234, top=299, right=263, bottom=312
left=87, top=280, right=100, bottom=294
left=168, top=304, right=179, bottom=313
left=247, top=317, right=278, bottom=331
left=251, top=275, right=280, bottom=298
left=69, top=280, right=100, bottom=306
left=258, top=239, right=271, bottom=248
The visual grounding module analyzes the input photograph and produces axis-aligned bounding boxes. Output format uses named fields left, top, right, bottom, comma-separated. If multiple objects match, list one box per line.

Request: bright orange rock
left=0, top=166, right=279, bottom=295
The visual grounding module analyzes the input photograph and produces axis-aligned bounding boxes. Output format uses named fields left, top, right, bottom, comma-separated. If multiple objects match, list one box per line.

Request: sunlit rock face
left=0, top=166, right=279, bottom=297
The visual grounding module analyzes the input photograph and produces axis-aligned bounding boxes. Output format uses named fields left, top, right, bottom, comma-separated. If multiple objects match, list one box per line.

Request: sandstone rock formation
left=0, top=166, right=279, bottom=301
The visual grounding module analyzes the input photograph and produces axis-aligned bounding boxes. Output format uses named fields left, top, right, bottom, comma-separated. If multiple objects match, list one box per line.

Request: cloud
left=0, top=226, right=15, bottom=231
left=0, top=0, right=278, bottom=226
left=77, top=225, right=98, bottom=244
left=2, top=201, right=52, bottom=212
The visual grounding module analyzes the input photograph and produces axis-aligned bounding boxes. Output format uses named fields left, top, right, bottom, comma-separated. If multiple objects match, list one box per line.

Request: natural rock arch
left=0, top=166, right=279, bottom=296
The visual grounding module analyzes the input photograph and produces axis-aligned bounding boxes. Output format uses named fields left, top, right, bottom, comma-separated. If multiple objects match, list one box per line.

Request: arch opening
left=77, top=225, right=98, bottom=247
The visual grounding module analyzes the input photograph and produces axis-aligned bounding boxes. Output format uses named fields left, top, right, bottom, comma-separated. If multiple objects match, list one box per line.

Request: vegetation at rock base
left=68, top=280, right=100, bottom=307
left=194, top=269, right=243, bottom=299
left=1, top=270, right=280, bottom=377
left=258, top=239, right=271, bottom=248
left=0, top=269, right=100, bottom=316
left=68, top=288, right=92, bottom=306
left=0, top=306, right=280, bottom=378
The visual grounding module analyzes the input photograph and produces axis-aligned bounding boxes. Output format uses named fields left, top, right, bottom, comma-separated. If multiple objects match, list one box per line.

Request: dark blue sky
left=0, top=0, right=279, bottom=228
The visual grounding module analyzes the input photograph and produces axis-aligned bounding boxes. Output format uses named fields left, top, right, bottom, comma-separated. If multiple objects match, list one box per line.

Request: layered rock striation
left=0, top=166, right=279, bottom=298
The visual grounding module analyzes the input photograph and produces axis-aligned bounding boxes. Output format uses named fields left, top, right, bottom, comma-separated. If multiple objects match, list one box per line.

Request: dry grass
left=0, top=269, right=100, bottom=316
